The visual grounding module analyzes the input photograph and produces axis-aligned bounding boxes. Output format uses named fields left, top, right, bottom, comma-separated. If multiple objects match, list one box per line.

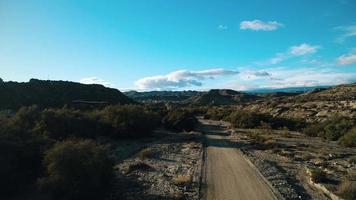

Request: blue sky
left=0, top=0, right=355, bottom=91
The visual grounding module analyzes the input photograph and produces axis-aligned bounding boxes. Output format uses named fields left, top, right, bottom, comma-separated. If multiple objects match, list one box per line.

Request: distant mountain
left=246, top=85, right=331, bottom=94
left=188, top=89, right=260, bottom=105
left=124, top=90, right=203, bottom=102
left=292, top=83, right=356, bottom=102
left=0, top=79, right=134, bottom=109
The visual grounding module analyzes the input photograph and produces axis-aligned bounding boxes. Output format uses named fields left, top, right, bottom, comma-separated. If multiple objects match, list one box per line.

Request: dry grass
left=173, top=174, right=192, bottom=186
left=138, top=147, right=155, bottom=160
left=337, top=179, right=356, bottom=200
left=310, top=168, right=327, bottom=183
left=171, top=191, right=184, bottom=200
left=125, top=161, right=154, bottom=174
left=263, top=139, right=278, bottom=149
left=248, top=132, right=272, bottom=144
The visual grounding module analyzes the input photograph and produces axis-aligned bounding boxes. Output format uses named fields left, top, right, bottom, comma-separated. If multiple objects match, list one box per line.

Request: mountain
left=188, top=89, right=261, bottom=105
left=237, top=83, right=356, bottom=122
left=0, top=79, right=134, bottom=109
left=245, top=85, right=332, bottom=94
left=124, top=90, right=203, bottom=102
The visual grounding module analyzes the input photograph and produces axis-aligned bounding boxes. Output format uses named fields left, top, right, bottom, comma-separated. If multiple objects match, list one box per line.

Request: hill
left=189, top=89, right=260, bottom=105
left=124, top=90, right=202, bottom=102
left=0, top=79, right=134, bottom=109
left=238, top=83, right=356, bottom=122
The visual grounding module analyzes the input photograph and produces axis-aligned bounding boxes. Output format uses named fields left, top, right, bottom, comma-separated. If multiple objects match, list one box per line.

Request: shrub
left=38, top=139, right=114, bottom=200
left=0, top=114, right=50, bottom=197
left=227, top=111, right=269, bottom=128
left=324, top=118, right=354, bottom=140
left=225, top=110, right=304, bottom=130
left=204, top=107, right=232, bottom=120
left=337, top=180, right=356, bottom=200
left=172, top=174, right=192, bottom=186
left=337, top=172, right=356, bottom=200
left=138, top=148, right=155, bottom=160
left=35, top=108, right=102, bottom=139
left=303, top=123, right=325, bottom=137
left=310, top=168, right=327, bottom=183
left=125, top=161, right=154, bottom=174
left=100, top=105, right=160, bottom=138
left=162, top=109, right=197, bottom=131
left=304, top=116, right=354, bottom=141
left=339, top=128, right=356, bottom=147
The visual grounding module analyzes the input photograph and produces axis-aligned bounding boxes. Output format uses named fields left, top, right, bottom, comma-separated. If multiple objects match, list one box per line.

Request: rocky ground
left=230, top=128, right=356, bottom=200
left=112, top=130, right=203, bottom=200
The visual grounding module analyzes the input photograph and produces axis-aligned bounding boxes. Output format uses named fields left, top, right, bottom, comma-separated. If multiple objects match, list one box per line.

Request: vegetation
left=339, top=128, right=356, bottom=147
left=204, top=106, right=232, bottom=120
left=303, top=116, right=355, bottom=147
left=38, top=139, right=114, bottom=200
left=0, top=79, right=134, bottom=109
left=0, top=111, right=50, bottom=196
left=310, top=168, right=328, bottom=183
left=162, top=109, right=198, bottom=131
left=205, top=108, right=305, bottom=130
left=138, top=148, right=155, bottom=160
left=0, top=104, right=162, bottom=198
left=337, top=172, right=356, bottom=200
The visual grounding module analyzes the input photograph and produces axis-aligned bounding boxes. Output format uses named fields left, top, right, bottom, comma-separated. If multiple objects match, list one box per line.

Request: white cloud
left=135, top=68, right=239, bottom=90
left=266, top=43, right=320, bottom=65
left=239, top=70, right=271, bottom=80
left=289, top=43, right=320, bottom=56
left=79, top=77, right=114, bottom=88
left=335, top=25, right=356, bottom=43
left=218, top=25, right=228, bottom=30
left=240, top=20, right=283, bottom=31
left=226, top=67, right=356, bottom=90
left=337, top=54, right=356, bottom=65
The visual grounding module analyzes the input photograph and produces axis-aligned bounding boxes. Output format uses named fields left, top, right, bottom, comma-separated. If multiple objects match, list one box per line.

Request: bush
left=138, top=148, right=155, bottom=160
left=34, top=108, right=102, bottom=139
left=304, top=116, right=354, bottom=141
left=100, top=105, right=160, bottom=138
left=310, top=168, right=327, bottom=183
left=337, top=172, right=356, bottom=200
left=172, top=174, right=192, bottom=186
left=227, top=111, right=269, bottom=128
left=0, top=115, right=50, bottom=196
left=339, top=128, right=356, bottom=147
left=204, top=107, right=232, bottom=120
left=38, top=139, right=114, bottom=200
left=162, top=109, right=197, bottom=131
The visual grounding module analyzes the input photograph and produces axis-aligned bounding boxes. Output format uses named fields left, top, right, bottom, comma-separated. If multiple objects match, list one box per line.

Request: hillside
left=0, top=79, right=134, bottom=109
left=124, top=90, right=203, bottom=102
left=238, top=83, right=356, bottom=122
left=189, top=89, right=261, bottom=105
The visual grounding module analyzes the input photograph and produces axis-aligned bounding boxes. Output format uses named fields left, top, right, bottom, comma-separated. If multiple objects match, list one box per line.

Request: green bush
left=100, top=105, right=160, bottom=138
left=162, top=109, right=197, bottom=131
left=339, top=128, right=356, bottom=147
left=0, top=115, right=50, bottom=196
left=204, top=107, right=232, bottom=120
left=38, top=139, right=114, bottom=200
left=303, top=116, right=354, bottom=141
left=34, top=108, right=103, bottom=139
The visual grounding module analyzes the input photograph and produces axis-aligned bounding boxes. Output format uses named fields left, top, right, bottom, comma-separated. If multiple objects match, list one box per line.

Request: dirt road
left=198, top=119, right=278, bottom=200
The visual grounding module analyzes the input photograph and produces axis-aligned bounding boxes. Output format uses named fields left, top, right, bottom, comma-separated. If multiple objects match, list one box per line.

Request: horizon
left=1, top=0, right=356, bottom=91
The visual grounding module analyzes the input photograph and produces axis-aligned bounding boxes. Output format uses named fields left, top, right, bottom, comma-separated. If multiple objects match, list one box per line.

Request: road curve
left=198, top=119, right=277, bottom=200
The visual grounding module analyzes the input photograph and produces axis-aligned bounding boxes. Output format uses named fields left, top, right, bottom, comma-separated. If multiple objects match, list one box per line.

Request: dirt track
left=199, top=119, right=278, bottom=200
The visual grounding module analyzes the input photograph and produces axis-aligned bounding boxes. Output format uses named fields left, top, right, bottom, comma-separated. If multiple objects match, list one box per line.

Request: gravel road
left=198, top=119, right=278, bottom=200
